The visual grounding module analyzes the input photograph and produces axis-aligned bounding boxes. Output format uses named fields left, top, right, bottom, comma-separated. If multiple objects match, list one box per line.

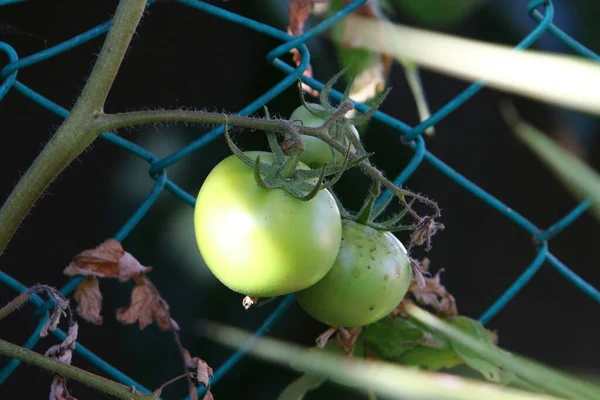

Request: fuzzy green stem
left=0, top=0, right=147, bottom=255
left=0, top=284, right=66, bottom=321
left=0, top=339, right=156, bottom=399
left=0, top=292, right=30, bottom=321
left=92, top=110, right=441, bottom=217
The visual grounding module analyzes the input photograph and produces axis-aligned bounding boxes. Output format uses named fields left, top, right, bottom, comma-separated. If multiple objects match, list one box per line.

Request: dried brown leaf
left=118, top=251, right=153, bottom=282
left=49, top=375, right=78, bottom=400
left=40, top=292, right=70, bottom=338
left=183, top=349, right=214, bottom=387
left=395, top=258, right=458, bottom=318
left=336, top=326, right=362, bottom=355
left=46, top=323, right=79, bottom=399
left=315, top=327, right=337, bottom=349
left=63, top=238, right=124, bottom=278
left=74, top=276, right=103, bottom=325
left=116, top=275, right=179, bottom=331
left=45, top=322, right=78, bottom=364
left=63, top=238, right=151, bottom=282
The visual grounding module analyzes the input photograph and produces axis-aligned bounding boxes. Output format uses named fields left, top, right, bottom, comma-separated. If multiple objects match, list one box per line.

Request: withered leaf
left=63, top=238, right=123, bottom=278
left=315, top=327, right=337, bottom=349
left=45, top=322, right=79, bottom=365
left=395, top=258, right=458, bottom=318
left=74, top=276, right=103, bottom=325
left=40, top=292, right=69, bottom=338
left=116, top=275, right=180, bottom=331
left=63, top=238, right=152, bottom=282
left=336, top=327, right=362, bottom=355
left=183, top=348, right=214, bottom=387
left=118, top=251, right=154, bottom=282
left=49, top=375, right=78, bottom=400
left=412, top=272, right=457, bottom=318
left=46, top=323, right=79, bottom=400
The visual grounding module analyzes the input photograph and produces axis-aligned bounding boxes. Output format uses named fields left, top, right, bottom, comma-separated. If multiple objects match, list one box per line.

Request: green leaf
left=505, top=104, right=600, bottom=222
left=198, top=319, right=569, bottom=400
left=407, top=305, right=600, bottom=400
left=277, top=374, right=327, bottom=400
left=445, top=316, right=513, bottom=384
left=396, top=345, right=463, bottom=371
left=358, top=316, right=426, bottom=360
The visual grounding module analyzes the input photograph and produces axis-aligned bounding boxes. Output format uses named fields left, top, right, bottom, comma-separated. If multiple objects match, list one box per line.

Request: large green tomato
left=289, top=103, right=359, bottom=168
left=295, top=219, right=412, bottom=327
left=193, top=151, right=342, bottom=297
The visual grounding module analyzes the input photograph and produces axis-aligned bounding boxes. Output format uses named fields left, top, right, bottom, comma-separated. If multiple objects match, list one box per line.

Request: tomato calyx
left=334, top=180, right=444, bottom=252
left=223, top=116, right=368, bottom=201
left=291, top=68, right=391, bottom=166
left=336, top=182, right=415, bottom=233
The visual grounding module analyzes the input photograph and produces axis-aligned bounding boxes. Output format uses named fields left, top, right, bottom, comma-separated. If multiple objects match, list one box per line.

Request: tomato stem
left=94, top=109, right=442, bottom=219
left=0, top=339, right=157, bottom=399
left=0, top=0, right=147, bottom=256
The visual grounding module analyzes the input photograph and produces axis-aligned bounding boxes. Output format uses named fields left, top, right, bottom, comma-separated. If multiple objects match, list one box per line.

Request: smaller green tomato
left=289, top=103, right=359, bottom=168
left=295, top=219, right=412, bottom=328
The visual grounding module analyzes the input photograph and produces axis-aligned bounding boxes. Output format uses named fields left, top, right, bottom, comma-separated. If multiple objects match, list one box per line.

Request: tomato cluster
left=193, top=103, right=412, bottom=328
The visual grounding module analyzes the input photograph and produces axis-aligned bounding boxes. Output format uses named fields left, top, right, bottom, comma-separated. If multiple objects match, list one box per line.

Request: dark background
left=1, top=0, right=599, bottom=398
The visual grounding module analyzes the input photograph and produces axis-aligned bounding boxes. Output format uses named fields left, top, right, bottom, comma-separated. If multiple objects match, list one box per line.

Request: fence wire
left=0, top=0, right=599, bottom=398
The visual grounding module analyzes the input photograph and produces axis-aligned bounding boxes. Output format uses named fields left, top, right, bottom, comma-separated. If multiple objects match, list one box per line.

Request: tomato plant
left=295, top=219, right=412, bottom=328
left=289, top=103, right=359, bottom=168
left=193, top=151, right=343, bottom=297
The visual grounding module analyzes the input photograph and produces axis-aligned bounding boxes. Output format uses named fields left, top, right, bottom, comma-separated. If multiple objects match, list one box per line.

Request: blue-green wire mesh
left=0, top=0, right=599, bottom=398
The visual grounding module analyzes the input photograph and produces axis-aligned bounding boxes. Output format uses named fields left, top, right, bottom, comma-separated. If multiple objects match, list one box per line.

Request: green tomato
left=295, top=219, right=412, bottom=327
left=193, top=151, right=342, bottom=297
left=289, top=103, right=359, bottom=168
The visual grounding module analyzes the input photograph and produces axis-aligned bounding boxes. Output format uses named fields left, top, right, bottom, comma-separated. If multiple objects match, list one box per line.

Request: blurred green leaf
left=503, top=103, right=600, bottom=222
left=407, top=305, right=600, bottom=400
left=358, top=316, right=426, bottom=359
left=197, top=318, right=565, bottom=400
left=396, top=345, right=463, bottom=371
left=277, top=373, right=327, bottom=400
left=331, top=15, right=600, bottom=116
left=446, top=316, right=514, bottom=384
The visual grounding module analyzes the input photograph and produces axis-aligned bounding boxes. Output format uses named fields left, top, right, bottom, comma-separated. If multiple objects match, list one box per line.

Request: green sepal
left=350, top=87, right=392, bottom=126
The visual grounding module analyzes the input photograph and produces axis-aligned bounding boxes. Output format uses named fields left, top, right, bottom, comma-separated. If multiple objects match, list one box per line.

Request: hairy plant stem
left=0, top=339, right=156, bottom=399
left=0, top=284, right=66, bottom=321
left=0, top=0, right=147, bottom=256
left=93, top=110, right=441, bottom=217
